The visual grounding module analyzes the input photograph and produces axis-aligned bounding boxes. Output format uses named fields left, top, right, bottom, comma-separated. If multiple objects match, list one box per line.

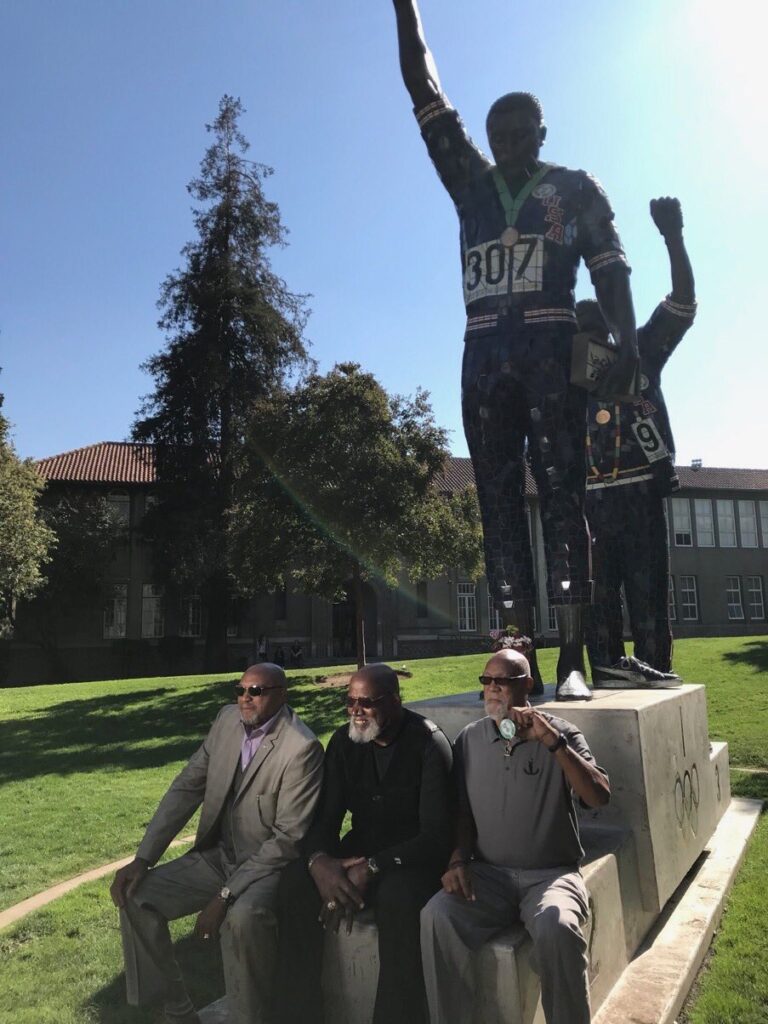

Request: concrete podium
left=200, top=685, right=758, bottom=1024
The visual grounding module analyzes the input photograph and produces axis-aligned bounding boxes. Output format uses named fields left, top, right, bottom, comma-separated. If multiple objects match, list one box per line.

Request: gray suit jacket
left=136, top=703, right=323, bottom=898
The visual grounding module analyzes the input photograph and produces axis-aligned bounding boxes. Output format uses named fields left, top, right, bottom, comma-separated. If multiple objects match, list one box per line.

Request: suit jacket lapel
left=234, top=705, right=290, bottom=804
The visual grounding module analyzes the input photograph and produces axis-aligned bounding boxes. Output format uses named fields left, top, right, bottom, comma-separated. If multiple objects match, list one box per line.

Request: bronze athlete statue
left=391, top=0, right=639, bottom=700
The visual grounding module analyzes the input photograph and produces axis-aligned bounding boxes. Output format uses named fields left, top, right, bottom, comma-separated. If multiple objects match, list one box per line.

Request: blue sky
left=1, top=0, right=766, bottom=467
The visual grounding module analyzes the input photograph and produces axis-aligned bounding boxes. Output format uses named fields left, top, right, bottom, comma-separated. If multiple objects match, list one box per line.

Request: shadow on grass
left=0, top=678, right=347, bottom=782
left=731, top=770, right=768, bottom=803
left=89, top=934, right=224, bottom=1023
left=722, top=640, right=768, bottom=673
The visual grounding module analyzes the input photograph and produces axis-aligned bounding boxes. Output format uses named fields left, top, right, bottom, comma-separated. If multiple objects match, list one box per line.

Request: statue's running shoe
left=592, top=656, right=681, bottom=688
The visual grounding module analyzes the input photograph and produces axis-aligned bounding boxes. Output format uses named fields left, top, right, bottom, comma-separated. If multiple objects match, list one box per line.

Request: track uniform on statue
left=416, top=96, right=630, bottom=611
left=585, top=297, right=697, bottom=672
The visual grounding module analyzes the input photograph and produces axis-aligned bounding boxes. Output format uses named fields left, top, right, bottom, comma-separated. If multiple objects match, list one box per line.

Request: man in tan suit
left=110, top=662, right=323, bottom=1024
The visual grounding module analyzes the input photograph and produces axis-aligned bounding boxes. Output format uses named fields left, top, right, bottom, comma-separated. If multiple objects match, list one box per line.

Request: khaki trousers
left=120, top=847, right=279, bottom=1024
left=420, top=862, right=591, bottom=1024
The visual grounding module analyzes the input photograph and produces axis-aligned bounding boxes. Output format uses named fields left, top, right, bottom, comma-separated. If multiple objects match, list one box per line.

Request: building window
left=668, top=576, right=677, bottom=623
left=179, top=594, right=202, bottom=637
left=548, top=605, right=557, bottom=631
left=141, top=584, right=165, bottom=638
left=680, top=576, right=698, bottom=621
left=274, top=585, right=288, bottom=621
left=103, top=583, right=128, bottom=639
left=671, top=498, right=692, bottom=546
left=457, top=582, right=477, bottom=632
left=107, top=491, right=130, bottom=528
left=487, top=587, right=502, bottom=632
left=738, top=501, right=758, bottom=548
left=746, top=577, right=765, bottom=621
left=726, top=577, right=744, bottom=620
left=716, top=500, right=737, bottom=548
left=694, top=499, right=714, bottom=547
left=416, top=581, right=428, bottom=619
left=760, top=502, right=768, bottom=547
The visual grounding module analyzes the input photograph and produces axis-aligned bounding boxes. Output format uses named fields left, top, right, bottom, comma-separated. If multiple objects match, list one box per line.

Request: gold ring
left=326, top=900, right=337, bottom=912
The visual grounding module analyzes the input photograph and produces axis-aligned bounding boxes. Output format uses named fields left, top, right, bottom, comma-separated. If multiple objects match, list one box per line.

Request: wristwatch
left=547, top=732, right=568, bottom=754
left=217, top=886, right=235, bottom=906
left=366, top=857, right=381, bottom=876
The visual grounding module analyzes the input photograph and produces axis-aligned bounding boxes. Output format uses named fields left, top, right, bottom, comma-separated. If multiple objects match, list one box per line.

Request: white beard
left=484, top=698, right=506, bottom=722
left=348, top=718, right=382, bottom=744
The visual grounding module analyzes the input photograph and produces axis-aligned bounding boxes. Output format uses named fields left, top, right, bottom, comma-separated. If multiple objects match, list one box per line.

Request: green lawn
left=0, top=637, right=766, bottom=1023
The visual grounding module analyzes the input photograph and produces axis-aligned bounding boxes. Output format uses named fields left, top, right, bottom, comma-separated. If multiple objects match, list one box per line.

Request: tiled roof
left=436, top=456, right=536, bottom=496
left=36, top=442, right=155, bottom=485
left=34, top=442, right=768, bottom=496
left=677, top=466, right=768, bottom=492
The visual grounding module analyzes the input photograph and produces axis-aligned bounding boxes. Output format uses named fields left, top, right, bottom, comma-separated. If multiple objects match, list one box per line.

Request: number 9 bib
left=630, top=416, right=668, bottom=463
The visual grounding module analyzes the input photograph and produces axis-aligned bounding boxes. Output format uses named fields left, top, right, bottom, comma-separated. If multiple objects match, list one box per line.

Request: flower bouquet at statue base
left=489, top=625, right=533, bottom=655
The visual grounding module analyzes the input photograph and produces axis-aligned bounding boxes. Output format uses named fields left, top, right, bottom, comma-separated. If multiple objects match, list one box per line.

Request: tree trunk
left=352, top=561, right=366, bottom=669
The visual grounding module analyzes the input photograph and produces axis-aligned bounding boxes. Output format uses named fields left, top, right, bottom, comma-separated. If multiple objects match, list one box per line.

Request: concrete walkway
left=0, top=835, right=195, bottom=932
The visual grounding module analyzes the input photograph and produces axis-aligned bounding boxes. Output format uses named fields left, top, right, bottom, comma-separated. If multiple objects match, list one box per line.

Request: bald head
left=484, top=648, right=531, bottom=680
left=243, top=662, right=287, bottom=687
left=351, top=663, right=401, bottom=698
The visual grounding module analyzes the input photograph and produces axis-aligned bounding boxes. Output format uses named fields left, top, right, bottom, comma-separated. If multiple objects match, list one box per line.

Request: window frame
left=141, top=583, right=165, bottom=639
left=103, top=582, right=128, bottom=639
left=457, top=582, right=478, bottom=633
left=746, top=576, right=765, bottom=621
left=738, top=500, right=758, bottom=548
left=693, top=498, right=715, bottom=548
left=680, top=575, right=699, bottom=622
left=725, top=576, right=745, bottom=621
left=671, top=498, right=693, bottom=547
left=716, top=499, right=737, bottom=548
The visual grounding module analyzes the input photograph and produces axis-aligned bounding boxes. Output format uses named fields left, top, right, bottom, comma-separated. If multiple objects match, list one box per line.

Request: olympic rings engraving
left=673, top=763, right=700, bottom=833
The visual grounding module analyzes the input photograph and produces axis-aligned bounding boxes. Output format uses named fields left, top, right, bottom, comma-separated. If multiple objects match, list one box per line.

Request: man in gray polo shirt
left=420, top=649, right=609, bottom=1024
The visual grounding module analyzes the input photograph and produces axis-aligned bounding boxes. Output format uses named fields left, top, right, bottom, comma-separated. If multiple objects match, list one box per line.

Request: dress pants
left=586, top=481, right=672, bottom=671
left=461, top=329, right=590, bottom=611
left=276, top=856, right=439, bottom=1024
left=420, top=862, right=591, bottom=1024
left=120, top=846, right=279, bottom=1024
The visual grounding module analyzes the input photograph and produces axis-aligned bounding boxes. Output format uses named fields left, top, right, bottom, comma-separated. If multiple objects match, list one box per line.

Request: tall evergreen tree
left=133, top=96, right=309, bottom=669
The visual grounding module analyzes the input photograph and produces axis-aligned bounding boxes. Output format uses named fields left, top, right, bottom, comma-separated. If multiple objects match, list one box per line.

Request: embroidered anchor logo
left=523, top=758, right=540, bottom=777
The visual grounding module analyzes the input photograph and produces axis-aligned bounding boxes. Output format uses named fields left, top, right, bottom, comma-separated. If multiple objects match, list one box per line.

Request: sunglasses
left=345, top=695, right=388, bottom=710
left=235, top=684, right=285, bottom=697
left=478, top=675, right=528, bottom=686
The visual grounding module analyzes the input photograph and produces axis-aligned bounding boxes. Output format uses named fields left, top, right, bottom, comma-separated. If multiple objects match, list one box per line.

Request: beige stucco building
left=4, top=443, right=767, bottom=684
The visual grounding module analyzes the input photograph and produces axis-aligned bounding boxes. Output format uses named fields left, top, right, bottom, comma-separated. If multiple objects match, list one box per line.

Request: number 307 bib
left=463, top=235, right=544, bottom=304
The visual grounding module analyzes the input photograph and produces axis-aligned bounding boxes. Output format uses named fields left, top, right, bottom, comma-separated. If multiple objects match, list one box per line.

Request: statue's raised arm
left=392, top=0, right=443, bottom=110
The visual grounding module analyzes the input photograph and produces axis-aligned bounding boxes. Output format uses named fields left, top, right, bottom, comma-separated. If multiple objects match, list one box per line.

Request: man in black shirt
left=276, top=663, right=453, bottom=1024
left=579, top=197, right=697, bottom=683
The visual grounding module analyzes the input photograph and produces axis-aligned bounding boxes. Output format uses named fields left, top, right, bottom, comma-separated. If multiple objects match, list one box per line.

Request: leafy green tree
left=0, top=395, right=55, bottom=639
left=230, top=363, right=483, bottom=667
left=133, top=95, right=309, bottom=670
left=19, top=490, right=120, bottom=678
